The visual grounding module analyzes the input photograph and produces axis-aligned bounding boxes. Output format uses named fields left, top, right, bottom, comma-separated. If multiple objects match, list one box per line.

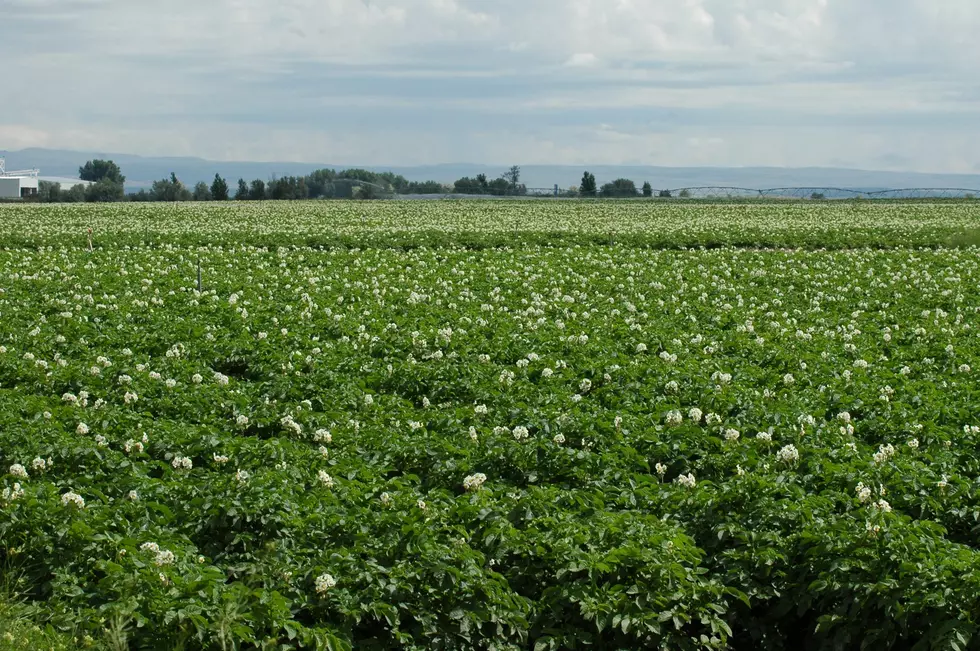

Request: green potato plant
left=0, top=201, right=979, bottom=649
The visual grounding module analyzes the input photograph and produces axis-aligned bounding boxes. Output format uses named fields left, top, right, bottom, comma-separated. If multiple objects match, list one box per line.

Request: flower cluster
left=1, top=483, right=25, bottom=504
left=4, top=205, right=980, bottom=649
left=873, top=444, right=896, bottom=465
left=171, top=456, right=193, bottom=471
left=776, top=444, right=800, bottom=464
left=463, top=473, right=487, bottom=492
left=674, top=473, right=696, bottom=488
left=61, top=491, right=85, bottom=508
left=665, top=410, right=683, bottom=427
left=313, top=429, right=332, bottom=443
left=141, top=542, right=176, bottom=566
left=315, top=573, right=337, bottom=594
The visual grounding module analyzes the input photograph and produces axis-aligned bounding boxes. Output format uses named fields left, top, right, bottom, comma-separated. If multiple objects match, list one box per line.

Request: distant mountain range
left=5, top=147, right=980, bottom=193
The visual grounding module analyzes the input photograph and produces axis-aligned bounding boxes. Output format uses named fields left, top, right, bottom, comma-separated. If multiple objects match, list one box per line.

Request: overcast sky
left=3, top=0, right=980, bottom=171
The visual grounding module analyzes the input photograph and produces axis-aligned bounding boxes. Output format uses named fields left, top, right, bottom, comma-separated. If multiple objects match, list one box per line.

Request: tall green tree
left=356, top=183, right=381, bottom=200
left=150, top=177, right=174, bottom=202
left=338, top=169, right=381, bottom=185
left=402, top=180, right=446, bottom=194
left=306, top=169, right=336, bottom=198
left=85, top=179, right=125, bottom=202
left=151, top=173, right=190, bottom=202
left=248, top=179, right=266, bottom=201
left=63, top=184, right=87, bottom=203
left=600, top=178, right=638, bottom=198
left=642, top=182, right=653, bottom=198
left=235, top=178, right=249, bottom=200
left=453, top=177, right=483, bottom=194
left=580, top=171, right=597, bottom=197
left=211, top=174, right=229, bottom=201
left=504, top=165, right=521, bottom=192
left=37, top=180, right=61, bottom=203
left=270, top=176, right=308, bottom=200
left=489, top=178, right=512, bottom=195
left=79, top=159, right=125, bottom=184
left=192, top=182, right=212, bottom=201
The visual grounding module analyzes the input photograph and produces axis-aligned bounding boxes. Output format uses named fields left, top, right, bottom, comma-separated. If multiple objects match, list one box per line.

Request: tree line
left=576, top=171, right=687, bottom=198
left=451, top=166, right=528, bottom=195
left=34, top=160, right=452, bottom=203
left=32, top=160, right=687, bottom=202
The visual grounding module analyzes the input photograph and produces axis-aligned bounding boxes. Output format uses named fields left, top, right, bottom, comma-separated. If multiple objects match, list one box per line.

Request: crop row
left=0, top=200, right=979, bottom=248
left=1, top=243, right=980, bottom=648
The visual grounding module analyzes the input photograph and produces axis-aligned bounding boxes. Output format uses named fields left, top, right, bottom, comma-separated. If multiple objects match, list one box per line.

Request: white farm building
left=0, top=158, right=40, bottom=199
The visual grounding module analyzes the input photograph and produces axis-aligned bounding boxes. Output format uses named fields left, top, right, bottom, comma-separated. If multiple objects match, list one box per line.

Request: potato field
left=2, top=200, right=980, bottom=650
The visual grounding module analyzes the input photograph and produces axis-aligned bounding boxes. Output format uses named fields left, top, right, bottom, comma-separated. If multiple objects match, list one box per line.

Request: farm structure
left=0, top=158, right=40, bottom=199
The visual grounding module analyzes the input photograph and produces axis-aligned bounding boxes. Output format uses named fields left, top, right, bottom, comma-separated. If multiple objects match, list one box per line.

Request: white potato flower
left=463, top=473, right=487, bottom=492
left=61, top=491, right=85, bottom=508
left=314, top=573, right=337, bottom=594
left=664, top=410, right=683, bottom=426
left=776, top=444, right=800, bottom=464
left=674, top=473, right=696, bottom=488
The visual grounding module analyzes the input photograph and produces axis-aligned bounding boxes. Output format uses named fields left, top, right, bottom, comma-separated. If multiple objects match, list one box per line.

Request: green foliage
left=63, top=184, right=87, bottom=203
left=336, top=168, right=380, bottom=184
left=235, top=179, right=249, bottom=201
left=579, top=171, right=597, bottom=197
left=84, top=179, right=125, bottom=203
left=642, top=182, right=653, bottom=198
left=150, top=173, right=192, bottom=202
left=270, top=176, right=309, bottom=201
left=36, top=181, right=61, bottom=203
left=210, top=174, right=230, bottom=201
left=192, top=182, right=212, bottom=202
left=72, top=160, right=126, bottom=203
left=402, top=180, right=446, bottom=194
left=504, top=165, right=521, bottom=191
left=306, top=169, right=336, bottom=199
left=0, top=201, right=978, bottom=248
left=0, top=591, right=81, bottom=650
left=455, top=169, right=525, bottom=196
left=454, top=175, right=511, bottom=196
left=454, top=176, right=484, bottom=194
left=2, top=202, right=980, bottom=648
left=354, top=183, right=382, bottom=200
left=248, top=179, right=267, bottom=201
left=304, top=169, right=443, bottom=198
left=600, top=178, right=638, bottom=198
left=78, top=160, right=125, bottom=185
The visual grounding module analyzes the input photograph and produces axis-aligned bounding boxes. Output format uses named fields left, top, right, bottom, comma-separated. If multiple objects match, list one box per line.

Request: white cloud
left=2, top=0, right=980, bottom=171
left=564, top=52, right=598, bottom=67
left=0, top=125, right=52, bottom=150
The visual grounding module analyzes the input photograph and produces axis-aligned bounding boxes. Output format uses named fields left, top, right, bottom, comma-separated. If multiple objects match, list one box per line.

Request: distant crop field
left=1, top=201, right=980, bottom=649
left=0, top=199, right=979, bottom=247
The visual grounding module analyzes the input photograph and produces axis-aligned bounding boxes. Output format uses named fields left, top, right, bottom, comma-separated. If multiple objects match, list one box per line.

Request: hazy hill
left=6, top=148, right=980, bottom=192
